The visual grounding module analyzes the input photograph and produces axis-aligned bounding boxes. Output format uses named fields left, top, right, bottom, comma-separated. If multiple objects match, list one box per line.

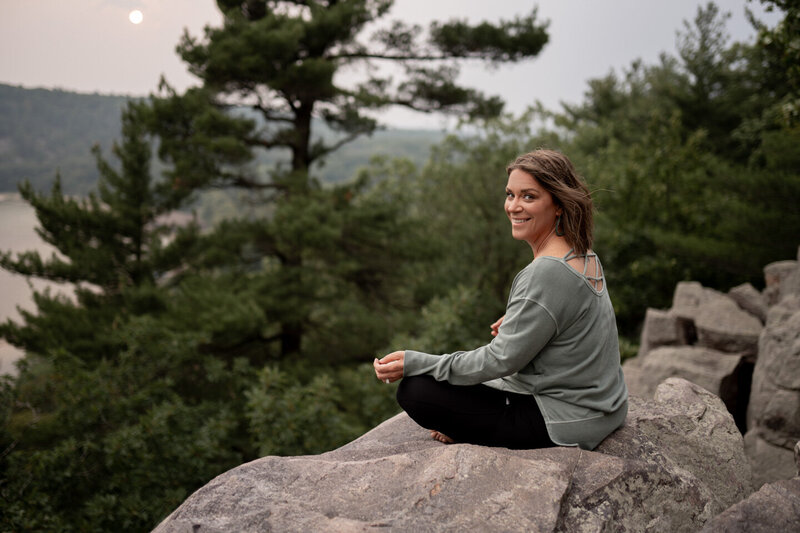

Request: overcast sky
left=0, top=1, right=780, bottom=128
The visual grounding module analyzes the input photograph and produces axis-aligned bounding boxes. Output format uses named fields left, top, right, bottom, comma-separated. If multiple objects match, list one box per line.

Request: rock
left=596, top=378, right=752, bottom=512
left=621, top=356, right=649, bottom=398
left=744, top=302, right=800, bottom=483
left=694, top=296, right=762, bottom=357
left=763, top=260, right=798, bottom=306
left=744, top=430, right=798, bottom=489
left=153, top=378, right=751, bottom=533
left=637, top=308, right=693, bottom=357
left=670, top=281, right=729, bottom=323
left=621, top=346, right=747, bottom=425
left=764, top=260, right=797, bottom=288
left=796, top=441, right=800, bottom=476
left=758, top=305, right=800, bottom=390
left=747, top=367, right=800, bottom=448
left=699, top=477, right=800, bottom=533
left=728, top=282, right=767, bottom=323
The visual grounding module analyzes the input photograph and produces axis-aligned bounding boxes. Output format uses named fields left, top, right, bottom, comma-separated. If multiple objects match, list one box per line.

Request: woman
left=373, top=149, right=628, bottom=450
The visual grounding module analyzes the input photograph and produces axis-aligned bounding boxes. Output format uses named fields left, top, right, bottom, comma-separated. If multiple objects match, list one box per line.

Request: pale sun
left=128, top=10, right=143, bottom=25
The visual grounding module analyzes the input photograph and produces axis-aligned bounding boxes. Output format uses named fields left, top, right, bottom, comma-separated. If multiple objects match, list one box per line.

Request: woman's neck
left=531, top=234, right=570, bottom=259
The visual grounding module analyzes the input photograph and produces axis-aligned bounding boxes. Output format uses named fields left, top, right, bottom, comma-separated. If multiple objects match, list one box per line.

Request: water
left=0, top=193, right=72, bottom=375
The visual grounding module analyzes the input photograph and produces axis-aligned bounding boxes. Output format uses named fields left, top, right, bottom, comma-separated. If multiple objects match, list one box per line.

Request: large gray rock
left=757, top=304, right=800, bottom=390
left=699, top=477, right=800, bottom=533
left=728, top=282, right=767, bottom=323
left=747, top=367, right=800, bottom=448
left=153, top=378, right=751, bottom=533
left=622, top=346, right=745, bottom=412
left=670, top=281, right=729, bottom=323
left=637, top=308, right=693, bottom=357
left=744, top=430, right=799, bottom=489
left=745, top=302, right=800, bottom=485
left=694, top=296, right=762, bottom=357
left=763, top=260, right=798, bottom=306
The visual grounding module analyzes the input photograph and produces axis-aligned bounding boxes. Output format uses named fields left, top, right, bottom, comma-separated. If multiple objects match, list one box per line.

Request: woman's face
left=505, top=169, right=561, bottom=250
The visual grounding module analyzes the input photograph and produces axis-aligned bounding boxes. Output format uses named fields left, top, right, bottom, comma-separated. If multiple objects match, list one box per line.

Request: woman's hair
left=506, top=149, right=594, bottom=255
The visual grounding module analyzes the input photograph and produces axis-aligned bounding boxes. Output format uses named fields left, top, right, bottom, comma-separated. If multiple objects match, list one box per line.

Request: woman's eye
left=505, top=192, right=514, bottom=199
left=523, top=194, right=535, bottom=200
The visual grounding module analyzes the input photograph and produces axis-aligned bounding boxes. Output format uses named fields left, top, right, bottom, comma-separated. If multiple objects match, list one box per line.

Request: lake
left=0, top=193, right=73, bottom=375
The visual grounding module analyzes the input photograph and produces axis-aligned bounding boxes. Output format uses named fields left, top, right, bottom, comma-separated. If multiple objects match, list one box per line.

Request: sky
left=0, top=0, right=781, bottom=129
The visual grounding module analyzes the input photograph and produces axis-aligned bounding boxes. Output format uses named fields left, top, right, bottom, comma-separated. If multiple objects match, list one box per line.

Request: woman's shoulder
left=514, top=257, right=583, bottom=297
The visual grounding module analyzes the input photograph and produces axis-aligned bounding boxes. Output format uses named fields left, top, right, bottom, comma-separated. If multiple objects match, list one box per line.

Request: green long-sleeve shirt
left=404, top=252, right=628, bottom=450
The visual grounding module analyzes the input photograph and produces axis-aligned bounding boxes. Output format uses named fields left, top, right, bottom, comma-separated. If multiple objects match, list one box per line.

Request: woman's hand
left=374, top=351, right=404, bottom=384
left=490, top=315, right=505, bottom=337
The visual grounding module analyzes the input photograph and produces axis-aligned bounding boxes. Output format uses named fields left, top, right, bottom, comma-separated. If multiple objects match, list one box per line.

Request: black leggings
left=396, top=375, right=555, bottom=449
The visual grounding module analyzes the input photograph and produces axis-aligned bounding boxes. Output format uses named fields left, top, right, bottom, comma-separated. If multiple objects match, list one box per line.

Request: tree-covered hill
left=0, top=83, right=444, bottom=195
left=0, top=84, right=129, bottom=195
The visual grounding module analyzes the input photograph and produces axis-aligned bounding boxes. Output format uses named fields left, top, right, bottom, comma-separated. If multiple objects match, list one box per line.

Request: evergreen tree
left=138, top=0, right=550, bottom=357
left=0, top=105, right=197, bottom=359
left=553, top=1, right=800, bottom=332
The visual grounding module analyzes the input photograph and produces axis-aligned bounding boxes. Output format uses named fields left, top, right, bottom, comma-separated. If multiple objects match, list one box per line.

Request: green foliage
left=750, top=0, right=800, bottom=124
left=1, top=310, right=251, bottom=532
left=0, top=104, right=196, bottom=294
left=245, top=363, right=399, bottom=456
left=553, top=2, right=800, bottom=332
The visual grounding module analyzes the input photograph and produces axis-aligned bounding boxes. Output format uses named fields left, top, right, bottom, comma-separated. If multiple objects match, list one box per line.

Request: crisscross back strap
left=564, top=249, right=604, bottom=292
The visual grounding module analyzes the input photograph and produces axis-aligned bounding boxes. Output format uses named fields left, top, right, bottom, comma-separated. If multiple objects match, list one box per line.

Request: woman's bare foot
left=430, top=430, right=455, bottom=444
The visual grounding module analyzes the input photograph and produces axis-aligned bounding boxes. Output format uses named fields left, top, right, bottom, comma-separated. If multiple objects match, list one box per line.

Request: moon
left=128, top=10, right=143, bottom=25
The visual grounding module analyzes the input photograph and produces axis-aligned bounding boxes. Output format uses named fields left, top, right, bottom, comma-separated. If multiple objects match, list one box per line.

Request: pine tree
left=138, top=0, right=550, bottom=356
left=0, top=104, right=197, bottom=358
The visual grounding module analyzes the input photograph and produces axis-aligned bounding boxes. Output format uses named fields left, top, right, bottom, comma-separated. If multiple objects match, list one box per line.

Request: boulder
left=744, top=302, right=800, bottom=485
left=622, top=346, right=745, bottom=412
left=694, top=296, right=762, bottom=357
left=153, top=378, right=751, bottom=533
left=670, top=281, right=729, bottom=323
left=763, top=260, right=798, bottom=306
left=637, top=308, right=693, bottom=357
left=698, top=477, right=800, bottom=533
left=758, top=304, right=800, bottom=390
left=744, top=430, right=799, bottom=491
left=728, top=282, right=767, bottom=323
left=796, top=440, right=800, bottom=476
left=621, top=356, right=648, bottom=399
left=747, top=368, right=800, bottom=448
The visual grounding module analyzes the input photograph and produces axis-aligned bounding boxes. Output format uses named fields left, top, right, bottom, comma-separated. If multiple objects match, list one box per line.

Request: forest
left=1, top=1, right=799, bottom=531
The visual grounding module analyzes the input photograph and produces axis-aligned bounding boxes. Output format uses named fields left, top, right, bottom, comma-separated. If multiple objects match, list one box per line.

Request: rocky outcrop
left=623, top=346, right=746, bottom=414
left=625, top=246, right=800, bottom=489
left=153, top=378, right=750, bottom=533
left=698, top=478, right=800, bottom=532
left=745, top=290, right=800, bottom=488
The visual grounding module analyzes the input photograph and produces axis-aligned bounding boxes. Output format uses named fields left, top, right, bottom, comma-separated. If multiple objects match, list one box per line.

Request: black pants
left=396, top=375, right=555, bottom=449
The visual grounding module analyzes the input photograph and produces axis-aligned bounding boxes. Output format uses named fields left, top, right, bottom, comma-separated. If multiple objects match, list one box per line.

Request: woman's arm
left=377, top=296, right=557, bottom=386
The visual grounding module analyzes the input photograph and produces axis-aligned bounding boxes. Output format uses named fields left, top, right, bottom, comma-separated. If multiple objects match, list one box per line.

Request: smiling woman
left=375, top=149, right=628, bottom=451
left=128, top=10, right=143, bottom=25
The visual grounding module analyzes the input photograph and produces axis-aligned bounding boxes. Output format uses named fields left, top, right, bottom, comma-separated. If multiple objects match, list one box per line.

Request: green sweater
left=404, top=253, right=628, bottom=450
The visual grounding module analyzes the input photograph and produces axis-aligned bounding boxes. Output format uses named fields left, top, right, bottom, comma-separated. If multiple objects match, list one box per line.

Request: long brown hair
left=506, top=149, right=594, bottom=255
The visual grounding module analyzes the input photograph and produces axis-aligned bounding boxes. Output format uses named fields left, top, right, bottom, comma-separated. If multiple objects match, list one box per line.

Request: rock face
left=153, top=378, right=751, bottom=533
left=698, top=478, right=800, bottom=533
left=625, top=247, right=800, bottom=487
left=745, top=292, right=800, bottom=488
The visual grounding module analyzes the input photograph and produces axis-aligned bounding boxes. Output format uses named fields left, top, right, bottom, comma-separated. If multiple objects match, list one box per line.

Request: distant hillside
left=0, top=83, right=444, bottom=194
left=0, top=84, right=129, bottom=194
